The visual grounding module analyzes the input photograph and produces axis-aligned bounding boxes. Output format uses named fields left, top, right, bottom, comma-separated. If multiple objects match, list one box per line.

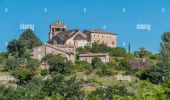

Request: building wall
left=90, top=33, right=116, bottom=48
left=74, top=40, right=88, bottom=48
left=32, top=44, right=75, bottom=68
left=79, top=55, right=110, bottom=64
left=65, top=32, right=88, bottom=48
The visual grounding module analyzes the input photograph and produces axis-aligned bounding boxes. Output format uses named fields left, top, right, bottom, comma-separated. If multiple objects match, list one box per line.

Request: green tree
left=134, top=47, right=152, bottom=58
left=13, top=67, right=32, bottom=84
left=109, top=47, right=126, bottom=57
left=42, top=54, right=73, bottom=74
left=90, top=43, right=110, bottom=53
left=43, top=73, right=83, bottom=99
left=91, top=57, right=105, bottom=69
left=19, top=29, right=42, bottom=49
left=7, top=29, right=42, bottom=58
left=140, top=32, right=170, bottom=84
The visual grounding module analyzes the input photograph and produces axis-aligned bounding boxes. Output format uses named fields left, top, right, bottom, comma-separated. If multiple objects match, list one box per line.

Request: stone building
left=79, top=53, right=110, bottom=63
left=32, top=43, right=75, bottom=68
left=32, top=19, right=117, bottom=65
left=49, top=20, right=67, bottom=40
left=48, top=29, right=88, bottom=48
left=83, top=30, right=117, bottom=48
left=48, top=20, right=117, bottom=48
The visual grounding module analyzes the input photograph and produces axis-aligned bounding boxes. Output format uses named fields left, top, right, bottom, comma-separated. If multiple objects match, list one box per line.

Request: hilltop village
left=32, top=20, right=117, bottom=68
left=0, top=19, right=169, bottom=99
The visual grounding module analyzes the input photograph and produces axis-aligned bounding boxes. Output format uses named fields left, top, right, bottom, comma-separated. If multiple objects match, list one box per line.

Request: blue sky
left=0, top=0, right=170, bottom=53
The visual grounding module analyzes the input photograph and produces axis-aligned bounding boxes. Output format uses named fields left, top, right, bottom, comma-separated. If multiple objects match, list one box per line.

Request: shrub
left=41, top=69, right=49, bottom=76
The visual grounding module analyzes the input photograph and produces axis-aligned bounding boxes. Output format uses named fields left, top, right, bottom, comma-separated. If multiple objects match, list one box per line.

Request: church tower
left=49, top=19, right=67, bottom=40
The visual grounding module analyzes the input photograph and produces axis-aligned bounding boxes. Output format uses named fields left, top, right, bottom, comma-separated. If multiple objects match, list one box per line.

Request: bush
left=92, top=57, right=105, bottom=69
left=42, top=54, right=73, bottom=74
left=96, top=66, right=112, bottom=77
left=41, top=69, right=49, bottom=76
left=109, top=47, right=126, bottom=57
left=75, top=61, right=93, bottom=72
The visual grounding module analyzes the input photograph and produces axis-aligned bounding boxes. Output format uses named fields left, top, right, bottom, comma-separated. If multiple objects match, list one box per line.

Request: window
left=52, top=28, right=54, bottom=32
left=55, top=28, right=60, bottom=31
left=112, top=42, right=115, bottom=45
left=62, top=28, right=66, bottom=31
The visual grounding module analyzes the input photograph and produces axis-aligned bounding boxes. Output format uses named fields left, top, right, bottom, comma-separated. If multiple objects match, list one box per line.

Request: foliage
left=90, top=43, right=110, bottom=53
left=140, top=63, right=168, bottom=84
left=140, top=32, right=170, bottom=84
left=43, top=73, right=83, bottom=99
left=75, top=61, right=93, bottom=72
left=7, top=39, right=29, bottom=58
left=13, top=67, right=32, bottom=84
left=0, top=53, right=7, bottom=69
left=42, top=54, right=73, bottom=74
left=19, top=29, right=43, bottom=49
left=41, top=69, right=49, bottom=76
left=91, top=56, right=105, bottom=69
left=7, top=29, right=42, bottom=58
left=96, top=65, right=112, bottom=77
left=109, top=47, right=126, bottom=57
left=4, top=58, right=25, bottom=71
left=134, top=47, right=152, bottom=58
left=76, top=43, right=126, bottom=57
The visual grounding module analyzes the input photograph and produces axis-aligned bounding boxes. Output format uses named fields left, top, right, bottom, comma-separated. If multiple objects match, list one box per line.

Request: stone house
left=32, top=43, right=75, bottom=68
left=83, top=30, right=117, bottom=48
left=32, top=19, right=117, bottom=66
left=48, top=20, right=117, bottom=48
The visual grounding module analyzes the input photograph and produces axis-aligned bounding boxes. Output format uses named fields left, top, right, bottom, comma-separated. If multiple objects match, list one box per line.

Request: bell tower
left=49, top=19, right=67, bottom=40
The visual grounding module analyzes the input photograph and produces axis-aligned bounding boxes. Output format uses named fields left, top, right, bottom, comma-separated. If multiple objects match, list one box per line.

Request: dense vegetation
left=0, top=29, right=169, bottom=99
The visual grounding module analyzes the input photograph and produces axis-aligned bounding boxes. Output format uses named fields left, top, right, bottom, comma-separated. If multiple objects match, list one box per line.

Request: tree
left=134, top=47, right=152, bottom=58
left=91, top=57, right=105, bottom=69
left=13, top=67, right=32, bottom=84
left=75, top=61, right=93, bottom=72
left=19, top=29, right=42, bottom=49
left=7, top=39, right=20, bottom=57
left=4, top=58, right=20, bottom=71
left=42, top=54, right=73, bottom=74
left=42, top=73, right=83, bottom=99
left=140, top=32, right=170, bottom=84
left=109, top=47, right=126, bottom=57
left=7, top=29, right=42, bottom=58
left=90, top=43, right=110, bottom=53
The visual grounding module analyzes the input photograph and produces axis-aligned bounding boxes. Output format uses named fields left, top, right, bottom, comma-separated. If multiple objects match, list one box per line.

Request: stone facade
left=32, top=43, right=75, bottom=68
left=32, top=19, right=117, bottom=66
left=49, top=20, right=67, bottom=40
left=83, top=30, right=117, bottom=48
left=79, top=53, right=110, bottom=63
left=48, top=20, right=117, bottom=48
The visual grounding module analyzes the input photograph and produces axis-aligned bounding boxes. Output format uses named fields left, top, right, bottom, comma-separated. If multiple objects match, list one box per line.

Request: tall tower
left=49, top=19, right=67, bottom=40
